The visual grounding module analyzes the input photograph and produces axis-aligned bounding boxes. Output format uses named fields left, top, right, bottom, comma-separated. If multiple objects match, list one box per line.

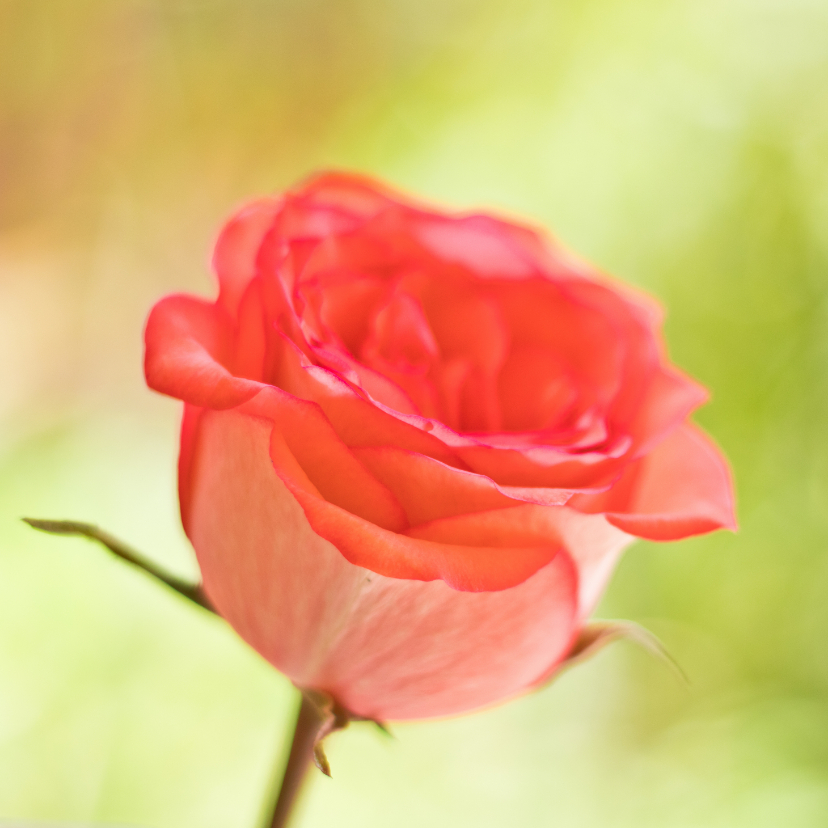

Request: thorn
left=313, top=742, right=332, bottom=777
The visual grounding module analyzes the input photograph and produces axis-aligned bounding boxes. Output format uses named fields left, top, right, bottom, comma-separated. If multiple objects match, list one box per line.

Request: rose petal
left=147, top=298, right=410, bottom=534
left=178, top=402, right=203, bottom=536
left=314, top=271, right=389, bottom=354
left=493, top=278, right=624, bottom=415
left=271, top=333, right=469, bottom=466
left=497, top=343, right=578, bottom=432
left=570, top=421, right=737, bottom=540
left=237, top=394, right=562, bottom=591
left=144, top=294, right=260, bottom=409
left=279, top=473, right=560, bottom=592
left=273, top=331, right=633, bottom=490
left=295, top=171, right=404, bottom=221
left=239, top=387, right=408, bottom=533
left=413, top=213, right=536, bottom=278
left=625, top=366, right=709, bottom=457
left=188, top=408, right=580, bottom=720
left=353, top=446, right=572, bottom=526
left=232, top=278, right=268, bottom=382
left=143, top=295, right=627, bottom=494
left=451, top=441, right=621, bottom=489
left=560, top=277, right=707, bottom=451
left=188, top=409, right=370, bottom=680
left=313, top=549, right=578, bottom=720
left=213, top=198, right=282, bottom=318
left=406, top=504, right=633, bottom=618
left=416, top=277, right=509, bottom=431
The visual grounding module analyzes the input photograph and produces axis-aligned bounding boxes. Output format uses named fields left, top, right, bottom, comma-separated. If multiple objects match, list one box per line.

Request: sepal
left=556, top=619, right=688, bottom=684
left=299, top=688, right=391, bottom=777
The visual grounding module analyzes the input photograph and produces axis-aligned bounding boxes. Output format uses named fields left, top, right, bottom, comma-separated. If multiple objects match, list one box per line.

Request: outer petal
left=407, top=505, right=633, bottom=619
left=554, top=277, right=707, bottom=456
left=144, top=294, right=261, bottom=409
left=145, top=295, right=410, bottom=537
left=411, top=213, right=537, bottom=279
left=238, top=386, right=561, bottom=591
left=314, top=548, right=577, bottom=720
left=280, top=482, right=559, bottom=592
left=625, top=365, right=709, bottom=458
left=241, top=387, right=409, bottom=533
left=294, top=170, right=404, bottom=221
left=213, top=198, right=282, bottom=318
left=188, top=408, right=580, bottom=720
left=569, top=421, right=737, bottom=540
left=178, top=403, right=203, bottom=536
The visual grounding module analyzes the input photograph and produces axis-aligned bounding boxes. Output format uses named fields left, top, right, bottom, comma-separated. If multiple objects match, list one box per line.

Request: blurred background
left=1, top=0, right=827, bottom=825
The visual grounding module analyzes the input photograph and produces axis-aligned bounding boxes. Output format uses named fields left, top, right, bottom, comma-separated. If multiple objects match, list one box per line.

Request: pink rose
left=144, top=172, right=735, bottom=721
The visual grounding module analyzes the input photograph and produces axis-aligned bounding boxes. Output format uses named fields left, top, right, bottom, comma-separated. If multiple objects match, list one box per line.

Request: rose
left=144, top=171, right=735, bottom=722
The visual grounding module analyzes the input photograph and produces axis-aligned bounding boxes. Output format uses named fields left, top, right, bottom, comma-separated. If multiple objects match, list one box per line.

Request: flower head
left=144, top=172, right=735, bottom=721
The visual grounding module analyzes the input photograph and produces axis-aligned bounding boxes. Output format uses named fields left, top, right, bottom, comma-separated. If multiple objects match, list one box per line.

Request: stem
left=267, top=693, right=324, bottom=828
left=26, top=518, right=325, bottom=825
left=23, top=518, right=215, bottom=613
left=24, top=518, right=326, bottom=825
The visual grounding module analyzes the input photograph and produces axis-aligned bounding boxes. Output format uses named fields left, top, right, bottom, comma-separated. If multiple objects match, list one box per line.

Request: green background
left=1, top=0, right=827, bottom=825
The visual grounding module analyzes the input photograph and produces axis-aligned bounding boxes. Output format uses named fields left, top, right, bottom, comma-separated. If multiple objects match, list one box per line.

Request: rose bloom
left=144, top=172, right=735, bottom=722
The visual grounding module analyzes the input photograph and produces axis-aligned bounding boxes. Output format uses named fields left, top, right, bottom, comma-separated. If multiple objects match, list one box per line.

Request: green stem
left=22, top=518, right=215, bottom=613
left=24, top=517, right=322, bottom=826
left=266, top=693, right=324, bottom=828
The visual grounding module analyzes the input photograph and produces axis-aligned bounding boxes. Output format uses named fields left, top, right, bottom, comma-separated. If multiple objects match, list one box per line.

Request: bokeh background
left=1, top=0, right=828, bottom=825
